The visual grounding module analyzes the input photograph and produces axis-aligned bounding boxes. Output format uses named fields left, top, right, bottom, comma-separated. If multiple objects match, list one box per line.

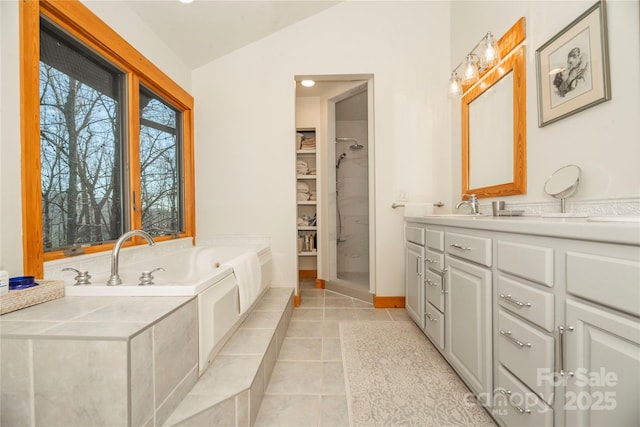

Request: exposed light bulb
left=448, top=72, right=462, bottom=98
left=479, top=32, right=500, bottom=69
left=301, top=80, right=315, bottom=87
left=461, top=55, right=479, bottom=85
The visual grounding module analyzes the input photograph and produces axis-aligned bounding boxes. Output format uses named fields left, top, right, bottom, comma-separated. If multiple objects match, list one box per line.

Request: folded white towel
left=223, top=252, right=262, bottom=314
left=297, top=192, right=310, bottom=201
left=297, top=182, right=310, bottom=193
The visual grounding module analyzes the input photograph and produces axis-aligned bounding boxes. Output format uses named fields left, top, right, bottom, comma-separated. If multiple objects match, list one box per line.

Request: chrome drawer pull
left=500, top=330, right=532, bottom=348
left=416, top=256, right=421, bottom=276
left=499, top=293, right=532, bottom=308
left=426, top=279, right=438, bottom=287
left=426, top=258, right=438, bottom=264
left=499, top=389, right=531, bottom=414
left=440, top=267, right=448, bottom=294
left=558, top=325, right=575, bottom=377
left=450, top=243, right=471, bottom=251
left=426, top=312, right=437, bottom=322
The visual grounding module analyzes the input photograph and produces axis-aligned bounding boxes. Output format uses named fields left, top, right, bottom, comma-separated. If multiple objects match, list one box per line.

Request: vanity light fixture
left=301, top=80, right=316, bottom=87
left=448, top=31, right=500, bottom=98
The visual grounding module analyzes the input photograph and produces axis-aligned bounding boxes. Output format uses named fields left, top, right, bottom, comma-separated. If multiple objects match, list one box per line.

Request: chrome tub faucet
left=107, top=230, right=155, bottom=286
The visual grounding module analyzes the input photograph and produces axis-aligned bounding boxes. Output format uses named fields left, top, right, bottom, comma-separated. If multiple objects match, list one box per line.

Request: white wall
left=0, top=0, right=191, bottom=275
left=450, top=0, right=640, bottom=209
left=0, top=0, right=22, bottom=275
left=192, top=1, right=451, bottom=296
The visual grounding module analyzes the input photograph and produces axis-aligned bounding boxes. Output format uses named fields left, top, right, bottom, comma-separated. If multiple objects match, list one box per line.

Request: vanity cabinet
left=445, top=232, right=493, bottom=405
left=405, top=224, right=425, bottom=328
left=404, top=215, right=640, bottom=427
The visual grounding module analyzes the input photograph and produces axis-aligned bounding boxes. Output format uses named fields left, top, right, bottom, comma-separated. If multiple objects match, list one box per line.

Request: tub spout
left=107, top=230, right=156, bottom=286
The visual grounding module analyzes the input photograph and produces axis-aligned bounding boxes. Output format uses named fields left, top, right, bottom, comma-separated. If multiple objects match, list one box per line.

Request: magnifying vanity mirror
left=461, top=18, right=526, bottom=199
left=543, top=165, right=585, bottom=217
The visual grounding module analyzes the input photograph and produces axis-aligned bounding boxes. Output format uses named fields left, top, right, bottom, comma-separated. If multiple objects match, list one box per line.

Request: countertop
left=0, top=295, right=194, bottom=340
left=406, top=215, right=640, bottom=246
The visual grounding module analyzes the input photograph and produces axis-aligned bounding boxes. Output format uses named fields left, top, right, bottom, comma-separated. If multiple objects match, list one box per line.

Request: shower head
left=336, top=137, right=363, bottom=150
left=336, top=153, right=347, bottom=168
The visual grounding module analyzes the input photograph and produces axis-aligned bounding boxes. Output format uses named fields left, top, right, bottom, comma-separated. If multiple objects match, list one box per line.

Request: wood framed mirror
left=461, top=19, right=526, bottom=199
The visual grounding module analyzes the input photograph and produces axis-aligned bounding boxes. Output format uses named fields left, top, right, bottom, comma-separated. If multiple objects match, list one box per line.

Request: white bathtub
left=64, top=244, right=272, bottom=297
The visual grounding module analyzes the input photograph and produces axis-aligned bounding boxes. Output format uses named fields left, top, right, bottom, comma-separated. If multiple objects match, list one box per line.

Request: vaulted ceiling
left=123, top=1, right=341, bottom=69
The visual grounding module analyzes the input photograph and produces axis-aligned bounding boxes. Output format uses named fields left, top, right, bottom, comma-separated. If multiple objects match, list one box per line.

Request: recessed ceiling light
left=301, top=80, right=315, bottom=87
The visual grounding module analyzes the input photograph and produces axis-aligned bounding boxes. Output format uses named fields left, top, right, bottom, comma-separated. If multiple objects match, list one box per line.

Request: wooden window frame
left=20, top=0, right=195, bottom=277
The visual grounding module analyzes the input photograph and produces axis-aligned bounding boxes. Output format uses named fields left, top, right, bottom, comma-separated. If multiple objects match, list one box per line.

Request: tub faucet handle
left=139, top=267, right=164, bottom=286
left=62, top=267, right=92, bottom=286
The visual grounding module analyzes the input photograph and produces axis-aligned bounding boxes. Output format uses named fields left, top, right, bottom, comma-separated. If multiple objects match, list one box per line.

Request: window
left=139, top=86, right=183, bottom=236
left=21, top=0, right=195, bottom=277
left=39, top=19, right=125, bottom=250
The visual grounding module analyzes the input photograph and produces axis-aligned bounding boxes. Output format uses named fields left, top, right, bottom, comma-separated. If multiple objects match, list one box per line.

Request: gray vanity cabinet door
left=405, top=242, right=425, bottom=329
left=445, top=256, right=493, bottom=406
left=564, top=299, right=640, bottom=427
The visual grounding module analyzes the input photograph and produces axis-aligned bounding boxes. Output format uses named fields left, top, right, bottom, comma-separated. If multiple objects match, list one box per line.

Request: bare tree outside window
left=140, top=87, right=183, bottom=236
left=39, top=23, right=124, bottom=251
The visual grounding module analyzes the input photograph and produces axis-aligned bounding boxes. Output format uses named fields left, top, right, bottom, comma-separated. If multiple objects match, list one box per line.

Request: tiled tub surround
left=0, top=287, right=294, bottom=427
left=1, top=296, right=198, bottom=427
left=164, top=287, right=294, bottom=426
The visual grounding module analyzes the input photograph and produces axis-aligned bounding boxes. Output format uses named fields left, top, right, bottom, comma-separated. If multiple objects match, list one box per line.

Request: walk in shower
left=332, top=90, right=369, bottom=292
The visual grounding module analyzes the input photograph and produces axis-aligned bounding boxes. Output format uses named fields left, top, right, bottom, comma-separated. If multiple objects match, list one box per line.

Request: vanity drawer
left=497, top=240, right=553, bottom=287
left=425, top=229, right=444, bottom=251
left=496, top=365, right=553, bottom=427
left=406, top=225, right=425, bottom=246
left=445, top=232, right=491, bottom=267
left=498, top=310, right=555, bottom=404
left=424, top=302, right=444, bottom=350
left=566, top=250, right=640, bottom=317
left=424, top=269, right=444, bottom=312
left=424, top=248, right=444, bottom=272
left=498, top=275, right=554, bottom=332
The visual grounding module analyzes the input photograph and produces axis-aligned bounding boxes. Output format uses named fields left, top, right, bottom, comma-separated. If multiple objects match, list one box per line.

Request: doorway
left=295, top=75, right=375, bottom=302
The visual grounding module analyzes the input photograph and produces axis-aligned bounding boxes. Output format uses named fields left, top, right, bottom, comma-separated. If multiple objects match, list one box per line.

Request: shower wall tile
left=32, top=338, right=128, bottom=426
left=336, top=119, right=369, bottom=275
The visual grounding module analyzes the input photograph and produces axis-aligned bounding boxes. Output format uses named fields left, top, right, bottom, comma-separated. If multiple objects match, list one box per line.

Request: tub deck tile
left=164, top=287, right=294, bottom=427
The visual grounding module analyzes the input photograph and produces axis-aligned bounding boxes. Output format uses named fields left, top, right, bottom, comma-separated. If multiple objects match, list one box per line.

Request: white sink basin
left=425, top=214, right=487, bottom=218
left=587, top=215, right=640, bottom=223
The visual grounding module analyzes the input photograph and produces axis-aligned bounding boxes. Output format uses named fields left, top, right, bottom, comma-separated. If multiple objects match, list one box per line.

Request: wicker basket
left=0, top=280, right=65, bottom=315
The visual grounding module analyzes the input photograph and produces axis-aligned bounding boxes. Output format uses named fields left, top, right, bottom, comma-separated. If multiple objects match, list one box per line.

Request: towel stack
left=297, top=181, right=310, bottom=201
left=300, top=136, right=316, bottom=150
left=297, top=160, right=309, bottom=175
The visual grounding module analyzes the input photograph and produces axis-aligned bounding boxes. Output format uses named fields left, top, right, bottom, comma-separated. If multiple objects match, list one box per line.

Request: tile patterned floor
left=254, top=279, right=411, bottom=427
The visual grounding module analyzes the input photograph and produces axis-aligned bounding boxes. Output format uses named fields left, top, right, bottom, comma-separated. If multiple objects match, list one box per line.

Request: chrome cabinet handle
left=426, top=258, right=438, bottom=264
left=426, top=279, right=437, bottom=287
left=499, top=389, right=531, bottom=414
left=426, top=312, right=437, bottom=322
left=500, top=330, right=532, bottom=348
left=558, top=325, right=575, bottom=377
left=440, top=267, right=448, bottom=294
left=499, top=293, right=532, bottom=308
left=450, top=243, right=471, bottom=251
left=416, top=256, right=421, bottom=276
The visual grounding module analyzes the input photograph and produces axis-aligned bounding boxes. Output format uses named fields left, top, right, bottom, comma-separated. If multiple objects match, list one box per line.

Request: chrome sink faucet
left=107, top=230, right=156, bottom=286
left=456, top=194, right=480, bottom=214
